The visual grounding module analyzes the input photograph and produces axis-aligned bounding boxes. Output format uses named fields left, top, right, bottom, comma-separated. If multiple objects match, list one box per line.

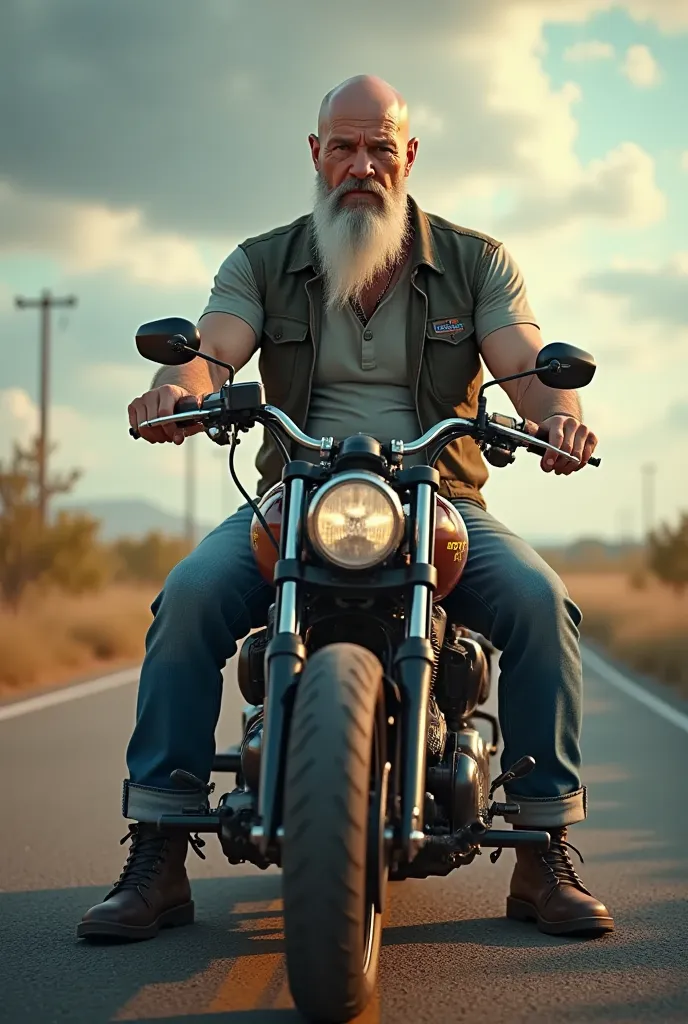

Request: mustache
left=329, top=177, right=388, bottom=204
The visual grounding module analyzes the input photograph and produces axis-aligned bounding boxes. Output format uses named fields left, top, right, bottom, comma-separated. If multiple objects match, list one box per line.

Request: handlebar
left=130, top=394, right=599, bottom=468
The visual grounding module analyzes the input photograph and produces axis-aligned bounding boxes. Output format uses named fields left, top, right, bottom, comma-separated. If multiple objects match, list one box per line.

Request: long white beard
left=312, top=174, right=409, bottom=312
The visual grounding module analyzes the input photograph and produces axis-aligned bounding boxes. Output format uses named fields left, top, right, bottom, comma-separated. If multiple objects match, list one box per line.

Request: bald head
left=318, top=75, right=409, bottom=140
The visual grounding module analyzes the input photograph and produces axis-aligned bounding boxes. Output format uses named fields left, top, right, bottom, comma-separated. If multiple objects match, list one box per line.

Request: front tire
left=282, top=643, right=386, bottom=1023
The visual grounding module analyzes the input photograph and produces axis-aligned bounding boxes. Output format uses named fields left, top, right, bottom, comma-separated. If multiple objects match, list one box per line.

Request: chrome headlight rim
left=306, top=470, right=405, bottom=570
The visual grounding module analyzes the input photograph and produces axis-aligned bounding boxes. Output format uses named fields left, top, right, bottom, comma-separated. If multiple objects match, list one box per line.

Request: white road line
left=583, top=644, right=688, bottom=735
left=0, top=667, right=139, bottom=723
left=2, top=647, right=687, bottom=736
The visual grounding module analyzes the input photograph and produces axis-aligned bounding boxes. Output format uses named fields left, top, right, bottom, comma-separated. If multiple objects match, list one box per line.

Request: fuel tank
left=250, top=483, right=468, bottom=601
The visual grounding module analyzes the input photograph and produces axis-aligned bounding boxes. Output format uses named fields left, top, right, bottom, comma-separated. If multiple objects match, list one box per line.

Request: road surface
left=1, top=648, right=687, bottom=1024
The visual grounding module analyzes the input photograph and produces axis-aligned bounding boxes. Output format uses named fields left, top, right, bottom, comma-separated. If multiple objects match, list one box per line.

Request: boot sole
left=506, top=896, right=614, bottom=937
left=77, top=900, right=195, bottom=942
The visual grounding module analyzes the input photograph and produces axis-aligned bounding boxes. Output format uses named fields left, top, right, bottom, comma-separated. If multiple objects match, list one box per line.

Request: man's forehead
left=325, top=112, right=402, bottom=139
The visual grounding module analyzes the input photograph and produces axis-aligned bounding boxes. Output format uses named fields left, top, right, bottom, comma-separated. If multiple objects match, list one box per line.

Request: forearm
left=511, top=375, right=582, bottom=424
left=151, top=357, right=217, bottom=395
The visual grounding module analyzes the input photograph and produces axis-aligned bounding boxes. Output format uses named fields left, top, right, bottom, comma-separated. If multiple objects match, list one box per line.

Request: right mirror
left=536, top=342, right=596, bottom=390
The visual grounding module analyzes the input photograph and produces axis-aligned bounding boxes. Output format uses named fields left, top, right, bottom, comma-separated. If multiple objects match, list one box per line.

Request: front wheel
left=282, top=643, right=387, bottom=1023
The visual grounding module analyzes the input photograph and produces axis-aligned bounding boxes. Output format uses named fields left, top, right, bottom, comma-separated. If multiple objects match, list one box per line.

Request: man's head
left=309, top=75, right=419, bottom=311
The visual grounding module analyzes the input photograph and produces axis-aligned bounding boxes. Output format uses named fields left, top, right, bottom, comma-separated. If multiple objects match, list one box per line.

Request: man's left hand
left=536, top=414, right=598, bottom=475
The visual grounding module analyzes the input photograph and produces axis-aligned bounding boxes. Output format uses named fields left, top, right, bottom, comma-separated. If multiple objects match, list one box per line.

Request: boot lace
left=490, top=827, right=588, bottom=891
left=540, top=827, right=590, bottom=897
left=106, top=824, right=207, bottom=906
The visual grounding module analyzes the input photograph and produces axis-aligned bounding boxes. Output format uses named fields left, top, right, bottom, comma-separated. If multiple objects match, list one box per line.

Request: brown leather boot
left=77, top=823, right=202, bottom=941
left=506, top=827, right=614, bottom=937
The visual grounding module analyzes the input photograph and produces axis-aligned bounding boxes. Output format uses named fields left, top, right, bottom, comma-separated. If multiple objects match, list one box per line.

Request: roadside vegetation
left=0, top=440, right=188, bottom=693
left=541, top=526, right=688, bottom=698
left=1, top=437, right=687, bottom=697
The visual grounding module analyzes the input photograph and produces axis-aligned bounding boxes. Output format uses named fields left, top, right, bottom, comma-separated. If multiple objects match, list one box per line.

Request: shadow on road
left=3, top=867, right=687, bottom=1023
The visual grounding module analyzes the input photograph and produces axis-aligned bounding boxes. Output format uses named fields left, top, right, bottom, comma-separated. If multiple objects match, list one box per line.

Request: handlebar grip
left=175, top=395, right=201, bottom=414
left=129, top=426, right=140, bottom=440
left=589, top=456, right=601, bottom=467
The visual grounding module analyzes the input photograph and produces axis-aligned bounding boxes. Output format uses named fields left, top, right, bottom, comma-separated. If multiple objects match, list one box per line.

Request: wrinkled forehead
left=320, top=94, right=407, bottom=141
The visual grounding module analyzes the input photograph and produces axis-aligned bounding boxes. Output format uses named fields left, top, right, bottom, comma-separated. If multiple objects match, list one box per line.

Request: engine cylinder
left=434, top=627, right=491, bottom=727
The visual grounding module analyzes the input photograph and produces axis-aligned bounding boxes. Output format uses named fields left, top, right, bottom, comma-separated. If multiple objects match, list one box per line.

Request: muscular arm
left=482, top=323, right=582, bottom=423
left=151, top=313, right=256, bottom=393
left=473, top=244, right=597, bottom=474
left=481, top=324, right=596, bottom=474
left=129, top=245, right=264, bottom=443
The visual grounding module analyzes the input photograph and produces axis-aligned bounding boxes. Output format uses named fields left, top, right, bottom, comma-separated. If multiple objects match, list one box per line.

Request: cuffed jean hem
left=122, top=780, right=209, bottom=822
left=503, top=786, right=587, bottom=827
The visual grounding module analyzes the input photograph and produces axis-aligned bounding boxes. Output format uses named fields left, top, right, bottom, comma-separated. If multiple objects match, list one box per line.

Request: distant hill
left=55, top=499, right=642, bottom=560
left=56, top=498, right=218, bottom=542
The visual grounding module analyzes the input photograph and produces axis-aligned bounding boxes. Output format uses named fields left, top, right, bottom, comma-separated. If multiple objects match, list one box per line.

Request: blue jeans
left=124, top=500, right=586, bottom=828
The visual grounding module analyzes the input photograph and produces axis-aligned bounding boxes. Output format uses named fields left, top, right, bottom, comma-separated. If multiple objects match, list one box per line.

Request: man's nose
left=349, top=147, right=375, bottom=178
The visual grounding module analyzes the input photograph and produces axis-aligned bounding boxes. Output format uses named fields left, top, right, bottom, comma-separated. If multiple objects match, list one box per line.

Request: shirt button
left=363, top=329, right=373, bottom=341
left=273, top=329, right=283, bottom=340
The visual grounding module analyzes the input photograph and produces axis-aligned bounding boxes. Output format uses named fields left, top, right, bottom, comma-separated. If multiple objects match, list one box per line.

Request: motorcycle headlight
left=307, top=472, right=405, bottom=570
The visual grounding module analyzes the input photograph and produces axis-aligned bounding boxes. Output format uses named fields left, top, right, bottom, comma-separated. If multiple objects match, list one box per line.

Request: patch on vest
left=432, top=318, right=465, bottom=335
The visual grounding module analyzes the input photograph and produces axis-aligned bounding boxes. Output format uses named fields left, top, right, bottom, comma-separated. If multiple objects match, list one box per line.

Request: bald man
left=79, top=76, right=612, bottom=942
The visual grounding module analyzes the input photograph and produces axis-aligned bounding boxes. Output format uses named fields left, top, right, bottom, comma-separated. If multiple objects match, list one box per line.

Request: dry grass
left=0, top=584, right=156, bottom=695
left=562, top=571, right=688, bottom=697
left=1, top=572, right=686, bottom=701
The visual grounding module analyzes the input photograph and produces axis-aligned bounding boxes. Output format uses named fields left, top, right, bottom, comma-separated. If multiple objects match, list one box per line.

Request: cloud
left=619, top=0, right=688, bottom=31
left=0, top=182, right=212, bottom=288
left=0, top=0, right=674, bottom=246
left=499, top=142, right=665, bottom=233
left=0, top=388, right=89, bottom=462
left=621, top=44, right=661, bottom=87
left=563, top=40, right=615, bottom=61
left=583, top=253, right=688, bottom=327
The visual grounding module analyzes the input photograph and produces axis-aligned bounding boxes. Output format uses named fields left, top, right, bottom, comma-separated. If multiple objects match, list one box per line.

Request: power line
left=15, top=289, right=78, bottom=525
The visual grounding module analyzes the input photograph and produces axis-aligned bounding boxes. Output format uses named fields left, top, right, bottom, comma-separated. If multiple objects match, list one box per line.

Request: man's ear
left=308, top=133, right=321, bottom=171
left=405, top=137, right=419, bottom=176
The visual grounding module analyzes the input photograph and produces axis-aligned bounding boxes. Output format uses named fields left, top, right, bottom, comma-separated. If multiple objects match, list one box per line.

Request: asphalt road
left=1, top=648, right=687, bottom=1024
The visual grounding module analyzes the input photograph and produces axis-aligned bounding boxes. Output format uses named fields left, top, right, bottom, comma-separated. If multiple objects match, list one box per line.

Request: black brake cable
left=227, top=428, right=281, bottom=554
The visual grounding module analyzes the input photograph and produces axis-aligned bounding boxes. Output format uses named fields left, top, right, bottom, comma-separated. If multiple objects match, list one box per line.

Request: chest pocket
left=424, top=314, right=480, bottom=405
left=259, top=315, right=310, bottom=404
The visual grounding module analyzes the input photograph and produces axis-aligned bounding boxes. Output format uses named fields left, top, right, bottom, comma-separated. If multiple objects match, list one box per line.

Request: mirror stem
left=478, top=361, right=566, bottom=403
left=168, top=336, right=236, bottom=382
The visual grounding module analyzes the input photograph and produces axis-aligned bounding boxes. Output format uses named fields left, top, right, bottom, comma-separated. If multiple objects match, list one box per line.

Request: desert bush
left=648, top=513, right=688, bottom=594
left=0, top=584, right=155, bottom=691
left=111, top=531, right=191, bottom=584
left=0, top=438, right=110, bottom=607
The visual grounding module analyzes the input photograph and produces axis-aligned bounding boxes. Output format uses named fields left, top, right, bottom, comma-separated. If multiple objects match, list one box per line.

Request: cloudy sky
left=1, top=0, right=686, bottom=542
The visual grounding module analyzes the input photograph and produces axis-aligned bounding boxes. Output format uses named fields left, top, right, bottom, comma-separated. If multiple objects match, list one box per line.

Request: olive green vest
left=240, top=197, right=501, bottom=506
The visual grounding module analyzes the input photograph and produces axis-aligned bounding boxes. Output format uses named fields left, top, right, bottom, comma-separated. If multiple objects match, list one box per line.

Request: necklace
left=350, top=261, right=398, bottom=327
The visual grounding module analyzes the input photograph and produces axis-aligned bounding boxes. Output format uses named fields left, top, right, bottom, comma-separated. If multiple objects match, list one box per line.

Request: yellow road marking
left=208, top=953, right=282, bottom=1012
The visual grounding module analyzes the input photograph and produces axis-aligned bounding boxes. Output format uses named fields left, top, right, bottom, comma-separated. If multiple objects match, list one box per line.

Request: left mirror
left=135, top=317, right=200, bottom=365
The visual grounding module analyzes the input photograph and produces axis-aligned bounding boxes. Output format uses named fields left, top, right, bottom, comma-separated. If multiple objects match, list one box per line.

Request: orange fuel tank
left=250, top=484, right=469, bottom=601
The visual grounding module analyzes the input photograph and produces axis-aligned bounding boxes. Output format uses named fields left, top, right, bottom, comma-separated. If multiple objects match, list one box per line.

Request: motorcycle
left=131, top=317, right=599, bottom=1023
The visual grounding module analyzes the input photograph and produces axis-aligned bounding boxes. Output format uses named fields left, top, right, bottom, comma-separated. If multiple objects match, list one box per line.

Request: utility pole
left=15, top=289, right=77, bottom=525
left=185, top=434, right=196, bottom=549
left=641, top=462, right=657, bottom=546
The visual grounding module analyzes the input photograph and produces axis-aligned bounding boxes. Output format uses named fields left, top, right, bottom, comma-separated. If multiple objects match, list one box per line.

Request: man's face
left=310, top=104, right=417, bottom=200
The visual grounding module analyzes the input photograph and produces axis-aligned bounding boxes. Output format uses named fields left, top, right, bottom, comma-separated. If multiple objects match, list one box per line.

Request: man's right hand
left=128, top=385, right=202, bottom=444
